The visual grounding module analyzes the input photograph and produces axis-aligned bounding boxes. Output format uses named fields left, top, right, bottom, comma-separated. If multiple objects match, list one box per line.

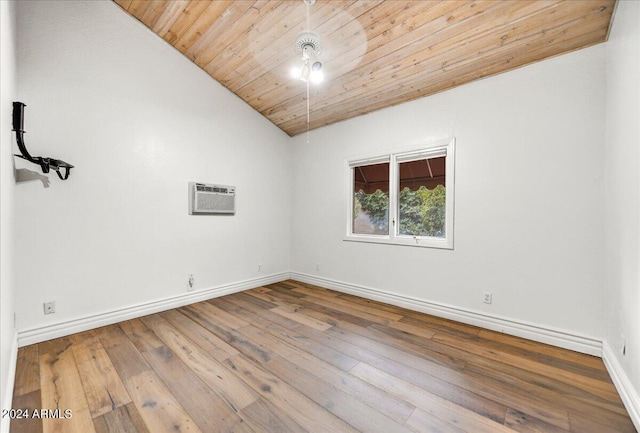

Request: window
left=346, top=138, right=455, bottom=249
left=352, top=160, right=389, bottom=235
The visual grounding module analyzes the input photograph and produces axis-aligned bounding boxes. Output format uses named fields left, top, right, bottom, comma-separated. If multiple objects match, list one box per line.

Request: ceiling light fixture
left=291, top=0, right=321, bottom=142
left=290, top=31, right=323, bottom=84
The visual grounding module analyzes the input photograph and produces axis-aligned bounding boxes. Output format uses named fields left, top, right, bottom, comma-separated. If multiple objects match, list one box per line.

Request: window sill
left=343, top=234, right=453, bottom=250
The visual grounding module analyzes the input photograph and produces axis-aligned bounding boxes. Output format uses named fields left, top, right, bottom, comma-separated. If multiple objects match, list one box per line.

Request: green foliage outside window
left=399, top=185, right=445, bottom=237
left=354, top=189, right=389, bottom=232
left=355, top=185, right=445, bottom=238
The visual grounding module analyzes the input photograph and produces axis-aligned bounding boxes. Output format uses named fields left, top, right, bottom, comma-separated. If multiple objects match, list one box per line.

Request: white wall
left=0, top=0, right=18, bottom=429
left=5, top=0, right=639, bottom=424
left=14, top=1, right=291, bottom=335
left=291, top=45, right=606, bottom=342
left=604, top=0, right=640, bottom=414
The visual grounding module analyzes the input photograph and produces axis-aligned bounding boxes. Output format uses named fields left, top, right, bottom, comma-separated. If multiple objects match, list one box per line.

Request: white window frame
left=345, top=138, right=455, bottom=249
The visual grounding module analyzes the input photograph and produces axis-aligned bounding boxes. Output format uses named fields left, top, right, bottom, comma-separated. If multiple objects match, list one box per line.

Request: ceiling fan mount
left=295, top=31, right=321, bottom=59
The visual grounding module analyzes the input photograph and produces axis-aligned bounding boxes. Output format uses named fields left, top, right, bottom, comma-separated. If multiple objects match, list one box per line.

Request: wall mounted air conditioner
left=188, top=182, right=236, bottom=215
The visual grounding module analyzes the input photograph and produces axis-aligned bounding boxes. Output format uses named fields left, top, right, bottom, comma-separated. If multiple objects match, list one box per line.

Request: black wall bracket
left=12, top=101, right=74, bottom=180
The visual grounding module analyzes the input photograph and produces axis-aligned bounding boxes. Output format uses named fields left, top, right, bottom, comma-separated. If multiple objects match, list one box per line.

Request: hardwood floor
left=10, top=280, right=637, bottom=433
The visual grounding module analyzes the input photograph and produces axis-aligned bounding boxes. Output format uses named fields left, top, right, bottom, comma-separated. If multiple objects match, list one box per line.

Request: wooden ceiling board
left=126, top=0, right=151, bottom=19
left=114, top=0, right=616, bottom=137
left=186, top=1, right=257, bottom=63
left=175, top=1, right=234, bottom=54
left=151, top=0, right=190, bottom=35
left=210, top=0, right=345, bottom=84
left=204, top=0, right=297, bottom=78
left=140, top=0, right=169, bottom=29
left=271, top=1, right=593, bottom=122
left=279, top=1, right=613, bottom=134
left=114, top=0, right=133, bottom=10
left=244, top=0, right=427, bottom=111
left=225, top=0, right=373, bottom=91
left=232, top=1, right=383, bottom=105
left=283, top=29, right=609, bottom=135
left=160, top=1, right=211, bottom=45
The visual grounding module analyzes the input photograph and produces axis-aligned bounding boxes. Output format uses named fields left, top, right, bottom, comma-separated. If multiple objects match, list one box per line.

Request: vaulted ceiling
left=114, top=0, right=616, bottom=137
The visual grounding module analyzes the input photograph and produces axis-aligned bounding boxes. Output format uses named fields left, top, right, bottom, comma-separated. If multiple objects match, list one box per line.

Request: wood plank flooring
left=10, top=280, right=637, bottom=433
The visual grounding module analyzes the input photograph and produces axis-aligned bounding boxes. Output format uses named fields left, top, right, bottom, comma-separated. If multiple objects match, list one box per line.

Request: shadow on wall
left=15, top=167, right=50, bottom=188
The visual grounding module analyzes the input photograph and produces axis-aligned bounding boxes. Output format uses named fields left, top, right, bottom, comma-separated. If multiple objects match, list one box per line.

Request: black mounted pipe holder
left=12, top=101, right=74, bottom=180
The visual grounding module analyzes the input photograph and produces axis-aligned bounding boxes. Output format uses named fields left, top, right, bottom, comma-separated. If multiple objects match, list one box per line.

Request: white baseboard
left=1, top=332, right=18, bottom=433
left=17, top=272, right=289, bottom=347
left=602, top=341, right=640, bottom=431
left=290, top=272, right=602, bottom=356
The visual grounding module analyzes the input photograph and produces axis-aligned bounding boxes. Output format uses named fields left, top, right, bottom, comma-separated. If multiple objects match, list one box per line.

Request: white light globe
left=310, top=69, right=324, bottom=84
left=290, top=66, right=302, bottom=79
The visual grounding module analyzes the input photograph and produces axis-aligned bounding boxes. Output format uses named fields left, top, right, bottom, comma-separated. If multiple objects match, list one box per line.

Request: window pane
left=398, top=156, right=446, bottom=238
left=353, top=162, right=389, bottom=235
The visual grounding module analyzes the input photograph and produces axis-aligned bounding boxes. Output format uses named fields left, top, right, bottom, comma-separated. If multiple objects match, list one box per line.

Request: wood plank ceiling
left=114, top=0, right=616, bottom=137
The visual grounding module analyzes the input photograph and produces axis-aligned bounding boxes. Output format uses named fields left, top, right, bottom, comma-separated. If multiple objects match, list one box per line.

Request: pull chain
left=304, top=0, right=314, bottom=143
left=306, top=0, right=311, bottom=143
left=306, top=73, right=310, bottom=143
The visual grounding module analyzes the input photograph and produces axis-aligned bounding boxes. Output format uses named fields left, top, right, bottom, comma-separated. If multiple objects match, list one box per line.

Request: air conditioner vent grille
left=189, top=182, right=235, bottom=215
left=197, top=185, right=228, bottom=194
left=196, top=193, right=234, bottom=211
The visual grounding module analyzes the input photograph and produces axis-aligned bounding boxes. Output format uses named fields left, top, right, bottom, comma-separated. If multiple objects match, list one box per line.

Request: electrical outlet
left=316, top=264, right=320, bottom=272
left=187, top=274, right=195, bottom=292
left=483, top=292, right=492, bottom=304
left=621, top=334, right=626, bottom=356
left=13, top=313, right=16, bottom=329
left=43, top=301, right=55, bottom=315
left=257, top=264, right=262, bottom=272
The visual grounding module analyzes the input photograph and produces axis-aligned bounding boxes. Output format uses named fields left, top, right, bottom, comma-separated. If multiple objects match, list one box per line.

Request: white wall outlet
left=483, top=292, right=492, bottom=304
left=621, top=334, right=626, bottom=356
left=316, top=264, right=320, bottom=272
left=187, top=274, right=195, bottom=292
left=257, top=264, right=262, bottom=272
left=43, top=301, right=55, bottom=315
